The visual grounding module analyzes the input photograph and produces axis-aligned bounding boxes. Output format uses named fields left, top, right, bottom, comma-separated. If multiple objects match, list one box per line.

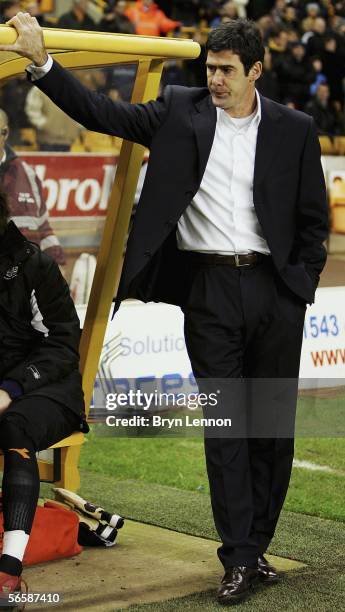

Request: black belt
left=181, top=251, right=269, bottom=267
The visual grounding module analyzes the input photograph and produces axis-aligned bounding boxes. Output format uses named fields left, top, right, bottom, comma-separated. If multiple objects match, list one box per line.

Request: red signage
left=20, top=153, right=119, bottom=217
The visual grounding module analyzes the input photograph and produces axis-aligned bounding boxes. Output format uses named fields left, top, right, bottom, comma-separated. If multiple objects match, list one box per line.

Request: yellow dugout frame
left=0, top=26, right=200, bottom=489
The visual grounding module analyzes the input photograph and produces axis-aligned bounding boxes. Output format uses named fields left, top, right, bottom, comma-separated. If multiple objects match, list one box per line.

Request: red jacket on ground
left=125, top=1, right=180, bottom=36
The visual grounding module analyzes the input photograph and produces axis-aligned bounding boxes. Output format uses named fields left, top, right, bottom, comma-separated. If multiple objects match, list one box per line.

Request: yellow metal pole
left=79, top=58, right=164, bottom=413
left=0, top=25, right=200, bottom=60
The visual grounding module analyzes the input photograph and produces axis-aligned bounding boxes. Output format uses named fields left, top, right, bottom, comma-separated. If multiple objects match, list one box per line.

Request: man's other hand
left=0, top=12, right=48, bottom=66
left=0, top=390, right=12, bottom=414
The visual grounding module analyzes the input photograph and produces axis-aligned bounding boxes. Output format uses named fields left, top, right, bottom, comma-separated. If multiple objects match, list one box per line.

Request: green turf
left=79, top=433, right=208, bottom=491
left=78, top=431, right=345, bottom=521
left=285, top=468, right=345, bottom=521
left=296, top=395, right=345, bottom=437
left=294, top=437, right=345, bottom=471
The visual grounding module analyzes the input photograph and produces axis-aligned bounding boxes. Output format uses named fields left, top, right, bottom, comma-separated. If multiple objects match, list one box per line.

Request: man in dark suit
left=1, top=13, right=328, bottom=604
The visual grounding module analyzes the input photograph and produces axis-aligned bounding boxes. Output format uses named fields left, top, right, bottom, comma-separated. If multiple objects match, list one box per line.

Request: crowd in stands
left=0, top=0, right=344, bottom=138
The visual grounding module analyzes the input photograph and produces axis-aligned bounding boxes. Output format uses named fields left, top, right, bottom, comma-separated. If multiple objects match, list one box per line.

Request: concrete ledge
left=23, top=520, right=305, bottom=611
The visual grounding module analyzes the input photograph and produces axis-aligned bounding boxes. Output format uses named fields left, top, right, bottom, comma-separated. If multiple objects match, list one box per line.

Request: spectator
left=25, top=88, right=81, bottom=151
left=125, top=0, right=181, bottom=36
left=107, top=87, right=122, bottom=102
left=211, top=2, right=239, bottom=28
left=321, top=35, right=345, bottom=104
left=331, top=14, right=345, bottom=44
left=282, top=4, right=299, bottom=28
left=277, top=41, right=314, bottom=107
left=25, top=0, right=49, bottom=27
left=268, top=25, right=290, bottom=69
left=57, top=0, right=95, bottom=31
left=286, top=27, right=300, bottom=43
left=171, top=0, right=207, bottom=26
left=305, top=82, right=344, bottom=134
left=233, top=0, right=249, bottom=18
left=0, top=108, right=65, bottom=264
left=333, top=0, right=345, bottom=18
left=301, top=2, right=320, bottom=33
left=306, top=16, right=327, bottom=55
left=256, top=46, right=280, bottom=100
left=0, top=0, right=20, bottom=23
left=0, top=75, right=31, bottom=146
left=270, top=0, right=286, bottom=24
left=247, top=0, right=275, bottom=21
left=99, top=0, right=135, bottom=34
left=256, top=14, right=274, bottom=40
left=310, top=56, right=327, bottom=95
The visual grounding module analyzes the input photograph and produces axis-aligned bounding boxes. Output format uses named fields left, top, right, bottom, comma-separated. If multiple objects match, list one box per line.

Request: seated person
left=0, top=188, right=88, bottom=596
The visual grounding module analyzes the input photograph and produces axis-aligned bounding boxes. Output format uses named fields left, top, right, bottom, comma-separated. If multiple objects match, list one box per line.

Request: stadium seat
left=334, top=136, right=345, bottom=156
left=16, top=127, right=38, bottom=151
left=319, top=135, right=335, bottom=155
left=71, top=130, right=122, bottom=154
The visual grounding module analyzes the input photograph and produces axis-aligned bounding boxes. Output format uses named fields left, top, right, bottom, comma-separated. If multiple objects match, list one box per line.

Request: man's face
left=317, top=84, right=329, bottom=104
left=312, top=58, right=322, bottom=72
left=284, top=6, right=296, bottom=21
left=325, top=37, right=336, bottom=52
left=314, top=18, right=326, bottom=34
left=206, top=50, right=259, bottom=114
left=116, top=1, right=127, bottom=15
left=27, top=1, right=40, bottom=16
left=292, top=44, right=305, bottom=61
left=4, top=2, right=21, bottom=19
left=74, top=0, right=88, bottom=12
left=278, top=30, right=289, bottom=49
left=222, top=2, right=238, bottom=19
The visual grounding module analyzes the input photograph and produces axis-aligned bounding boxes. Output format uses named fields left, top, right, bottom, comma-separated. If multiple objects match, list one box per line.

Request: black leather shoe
left=258, top=555, right=279, bottom=584
left=217, top=566, right=259, bottom=605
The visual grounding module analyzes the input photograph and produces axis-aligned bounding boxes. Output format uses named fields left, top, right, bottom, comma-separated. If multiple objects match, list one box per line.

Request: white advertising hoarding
left=77, top=286, right=345, bottom=392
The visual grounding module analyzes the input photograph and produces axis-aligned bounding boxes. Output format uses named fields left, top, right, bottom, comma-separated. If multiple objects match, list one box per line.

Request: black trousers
left=0, top=396, right=80, bottom=451
left=182, top=254, right=306, bottom=569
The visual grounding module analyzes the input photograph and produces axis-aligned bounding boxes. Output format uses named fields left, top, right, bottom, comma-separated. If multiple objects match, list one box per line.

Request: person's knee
left=0, top=415, right=31, bottom=451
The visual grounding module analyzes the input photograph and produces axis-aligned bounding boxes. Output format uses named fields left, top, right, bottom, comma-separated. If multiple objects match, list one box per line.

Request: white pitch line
left=293, top=459, right=340, bottom=474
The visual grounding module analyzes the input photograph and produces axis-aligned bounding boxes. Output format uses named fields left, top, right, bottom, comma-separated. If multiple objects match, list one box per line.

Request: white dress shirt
left=177, top=90, right=270, bottom=255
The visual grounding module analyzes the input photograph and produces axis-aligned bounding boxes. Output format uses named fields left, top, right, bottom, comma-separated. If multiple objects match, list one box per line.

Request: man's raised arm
left=0, top=12, right=169, bottom=147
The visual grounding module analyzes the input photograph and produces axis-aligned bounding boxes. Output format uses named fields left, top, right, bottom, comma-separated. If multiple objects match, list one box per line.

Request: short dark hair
left=0, top=189, right=9, bottom=235
left=206, top=19, right=265, bottom=75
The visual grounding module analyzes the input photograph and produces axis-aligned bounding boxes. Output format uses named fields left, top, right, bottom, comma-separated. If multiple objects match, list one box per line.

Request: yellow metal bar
left=0, top=25, right=200, bottom=60
left=0, top=51, right=150, bottom=81
left=79, top=58, right=163, bottom=413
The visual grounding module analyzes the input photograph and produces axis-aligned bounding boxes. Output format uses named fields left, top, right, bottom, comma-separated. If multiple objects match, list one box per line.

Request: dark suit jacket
left=32, top=60, right=328, bottom=310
